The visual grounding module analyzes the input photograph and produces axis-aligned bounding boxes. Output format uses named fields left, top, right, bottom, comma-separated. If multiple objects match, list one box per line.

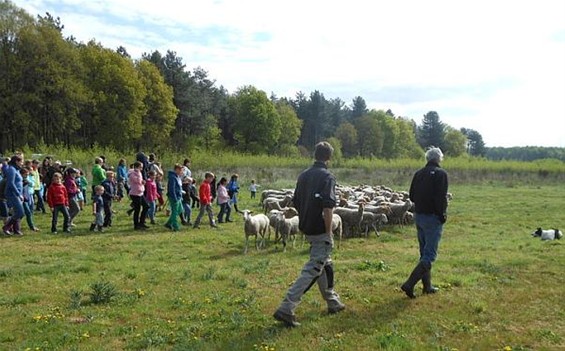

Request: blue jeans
left=217, top=202, right=231, bottom=222
left=415, top=213, right=443, bottom=265
left=182, top=201, right=191, bottom=222
left=147, top=200, right=156, bottom=221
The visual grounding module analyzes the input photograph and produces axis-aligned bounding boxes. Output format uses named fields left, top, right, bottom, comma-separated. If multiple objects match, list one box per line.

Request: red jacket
left=199, top=181, right=211, bottom=205
left=47, top=182, right=69, bottom=207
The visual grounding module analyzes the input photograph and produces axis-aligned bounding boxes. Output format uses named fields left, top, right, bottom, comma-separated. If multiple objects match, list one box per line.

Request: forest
left=1, top=1, right=563, bottom=161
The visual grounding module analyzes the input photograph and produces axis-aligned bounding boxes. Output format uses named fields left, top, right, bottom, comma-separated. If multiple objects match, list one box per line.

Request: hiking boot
left=328, top=302, right=346, bottom=314
left=273, top=309, right=300, bottom=327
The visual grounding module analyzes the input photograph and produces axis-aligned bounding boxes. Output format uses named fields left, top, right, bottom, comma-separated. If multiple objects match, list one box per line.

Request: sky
left=13, top=0, right=565, bottom=147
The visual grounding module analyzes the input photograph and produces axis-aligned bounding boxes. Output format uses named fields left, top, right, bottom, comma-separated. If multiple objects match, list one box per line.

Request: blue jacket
left=4, top=164, right=23, bottom=199
left=117, top=164, right=128, bottom=183
left=167, top=170, right=182, bottom=202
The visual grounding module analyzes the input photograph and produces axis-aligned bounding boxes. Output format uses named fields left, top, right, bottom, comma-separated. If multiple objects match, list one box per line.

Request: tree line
left=0, top=1, right=535, bottom=160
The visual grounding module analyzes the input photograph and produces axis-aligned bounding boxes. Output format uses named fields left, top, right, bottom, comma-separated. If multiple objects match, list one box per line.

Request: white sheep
left=275, top=211, right=300, bottom=252
left=268, top=207, right=298, bottom=243
left=359, top=212, right=388, bottom=237
left=263, top=195, right=293, bottom=214
left=334, top=202, right=364, bottom=238
left=331, top=213, right=343, bottom=247
left=242, top=210, right=270, bottom=254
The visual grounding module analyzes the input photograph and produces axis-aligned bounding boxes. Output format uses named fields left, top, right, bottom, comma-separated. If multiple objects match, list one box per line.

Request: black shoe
left=134, top=225, right=147, bottom=231
left=150, top=220, right=156, bottom=225
left=139, top=223, right=150, bottom=229
left=13, top=231, right=24, bottom=236
left=164, top=223, right=172, bottom=230
left=273, top=309, right=300, bottom=327
left=90, top=223, right=96, bottom=231
left=401, top=284, right=416, bottom=299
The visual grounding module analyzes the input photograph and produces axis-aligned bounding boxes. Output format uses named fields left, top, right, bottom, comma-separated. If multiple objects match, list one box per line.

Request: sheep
left=331, top=213, right=343, bottom=247
left=275, top=211, right=300, bottom=252
left=359, top=212, right=388, bottom=237
left=260, top=189, right=293, bottom=205
left=242, top=210, right=270, bottom=254
left=263, top=195, right=293, bottom=214
left=385, top=200, right=413, bottom=225
left=334, top=202, right=364, bottom=238
left=268, top=207, right=298, bottom=243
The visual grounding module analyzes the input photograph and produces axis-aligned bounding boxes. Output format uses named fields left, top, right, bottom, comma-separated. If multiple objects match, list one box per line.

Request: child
left=164, top=164, right=183, bottom=231
left=227, top=174, right=242, bottom=214
left=21, top=167, right=39, bottom=232
left=216, top=177, right=232, bottom=223
left=181, top=177, right=192, bottom=225
left=145, top=170, right=158, bottom=225
left=46, top=172, right=70, bottom=234
left=101, top=171, right=117, bottom=227
left=249, top=179, right=260, bottom=199
left=64, top=168, right=80, bottom=227
left=78, top=170, right=88, bottom=208
left=192, top=172, right=217, bottom=229
left=155, top=172, right=165, bottom=211
left=189, top=178, right=199, bottom=209
left=30, top=159, right=46, bottom=213
left=116, top=158, right=128, bottom=201
left=90, top=185, right=105, bottom=232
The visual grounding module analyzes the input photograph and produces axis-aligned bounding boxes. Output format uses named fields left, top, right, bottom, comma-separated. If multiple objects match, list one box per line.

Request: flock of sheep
left=241, top=184, right=419, bottom=253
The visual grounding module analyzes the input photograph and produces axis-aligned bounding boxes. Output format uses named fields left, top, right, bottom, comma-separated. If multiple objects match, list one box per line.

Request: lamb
left=268, top=207, right=298, bottom=243
left=531, top=228, right=563, bottom=240
left=275, top=211, right=300, bottom=252
left=263, top=195, right=293, bottom=214
left=386, top=200, right=413, bottom=225
left=242, top=210, right=270, bottom=254
left=334, top=202, right=364, bottom=238
left=359, top=212, right=388, bottom=237
left=331, top=213, right=343, bottom=247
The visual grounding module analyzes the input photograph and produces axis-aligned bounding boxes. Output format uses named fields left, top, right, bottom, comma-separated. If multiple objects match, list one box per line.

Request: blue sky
left=14, top=0, right=565, bottom=147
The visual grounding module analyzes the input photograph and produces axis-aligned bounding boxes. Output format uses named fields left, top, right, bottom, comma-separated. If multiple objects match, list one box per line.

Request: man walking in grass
left=401, top=146, right=448, bottom=298
left=273, top=141, right=345, bottom=327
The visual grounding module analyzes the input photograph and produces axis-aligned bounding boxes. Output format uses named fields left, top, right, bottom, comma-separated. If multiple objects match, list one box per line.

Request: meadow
left=1, top=151, right=564, bottom=350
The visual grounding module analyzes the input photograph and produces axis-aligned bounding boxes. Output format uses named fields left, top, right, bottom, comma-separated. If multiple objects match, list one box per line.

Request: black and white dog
left=531, top=228, right=563, bottom=240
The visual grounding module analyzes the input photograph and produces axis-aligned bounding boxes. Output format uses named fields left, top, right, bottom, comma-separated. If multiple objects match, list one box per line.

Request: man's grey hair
left=425, top=147, right=444, bottom=163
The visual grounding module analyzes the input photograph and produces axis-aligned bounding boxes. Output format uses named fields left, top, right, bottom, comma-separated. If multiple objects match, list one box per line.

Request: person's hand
left=440, top=214, right=447, bottom=224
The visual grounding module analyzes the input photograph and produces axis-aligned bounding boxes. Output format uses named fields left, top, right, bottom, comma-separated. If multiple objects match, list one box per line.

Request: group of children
left=1, top=152, right=261, bottom=236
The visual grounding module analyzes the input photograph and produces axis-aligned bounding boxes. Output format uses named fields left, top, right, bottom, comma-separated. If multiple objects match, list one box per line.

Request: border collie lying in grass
left=531, top=228, right=563, bottom=240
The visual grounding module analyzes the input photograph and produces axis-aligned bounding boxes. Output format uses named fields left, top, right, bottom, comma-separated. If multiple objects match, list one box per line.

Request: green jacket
left=91, top=164, right=106, bottom=186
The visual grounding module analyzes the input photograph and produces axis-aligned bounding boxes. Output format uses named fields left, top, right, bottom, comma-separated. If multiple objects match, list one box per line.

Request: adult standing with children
left=2, top=155, right=25, bottom=236
left=128, top=161, right=149, bottom=230
left=401, top=146, right=449, bottom=299
left=91, top=157, right=106, bottom=199
left=273, top=141, right=345, bottom=327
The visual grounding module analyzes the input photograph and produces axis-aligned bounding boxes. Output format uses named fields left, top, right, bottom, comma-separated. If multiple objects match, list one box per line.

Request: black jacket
left=293, top=161, right=337, bottom=236
left=409, top=161, right=448, bottom=223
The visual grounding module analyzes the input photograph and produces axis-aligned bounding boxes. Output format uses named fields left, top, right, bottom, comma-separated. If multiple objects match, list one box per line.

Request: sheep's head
left=283, top=207, right=298, bottom=218
left=242, top=210, right=253, bottom=220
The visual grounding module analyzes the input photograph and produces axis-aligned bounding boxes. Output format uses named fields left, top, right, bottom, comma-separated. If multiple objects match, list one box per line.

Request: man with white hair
left=401, top=147, right=448, bottom=298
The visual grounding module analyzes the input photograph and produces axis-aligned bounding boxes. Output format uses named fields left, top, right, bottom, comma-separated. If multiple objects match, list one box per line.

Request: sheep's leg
left=373, top=223, right=380, bottom=237
left=244, top=235, right=249, bottom=254
left=255, top=234, right=259, bottom=251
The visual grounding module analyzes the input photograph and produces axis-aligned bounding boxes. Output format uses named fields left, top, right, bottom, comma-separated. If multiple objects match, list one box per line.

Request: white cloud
left=11, top=0, right=565, bottom=146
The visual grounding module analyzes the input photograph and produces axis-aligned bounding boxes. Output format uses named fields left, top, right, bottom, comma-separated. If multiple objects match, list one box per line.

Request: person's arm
left=92, top=200, right=97, bottom=215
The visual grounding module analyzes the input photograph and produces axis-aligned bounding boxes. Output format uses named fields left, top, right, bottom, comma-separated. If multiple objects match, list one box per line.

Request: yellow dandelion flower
left=503, top=347, right=512, bottom=351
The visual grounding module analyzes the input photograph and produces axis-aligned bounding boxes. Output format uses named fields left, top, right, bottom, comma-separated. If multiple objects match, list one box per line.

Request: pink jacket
left=128, top=169, right=145, bottom=196
left=145, top=179, right=158, bottom=202
left=217, top=184, right=230, bottom=205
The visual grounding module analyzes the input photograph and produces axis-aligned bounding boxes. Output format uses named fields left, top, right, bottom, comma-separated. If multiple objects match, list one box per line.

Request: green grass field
left=1, top=180, right=564, bottom=350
